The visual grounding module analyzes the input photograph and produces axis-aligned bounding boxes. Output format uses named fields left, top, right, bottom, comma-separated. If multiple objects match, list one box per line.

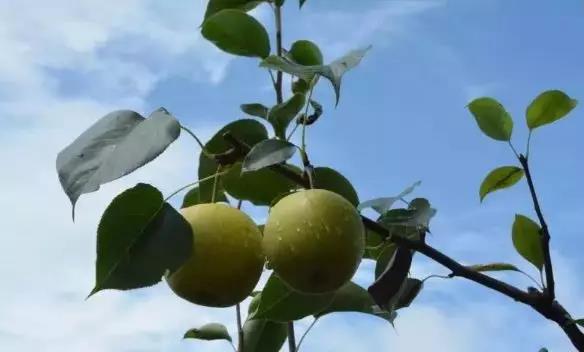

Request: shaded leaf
left=90, top=184, right=192, bottom=296
left=313, top=166, right=359, bottom=206
left=368, top=247, right=413, bottom=309
left=364, top=227, right=386, bottom=260
left=393, top=278, right=423, bottom=310
left=527, top=90, right=578, bottom=130
left=260, top=47, right=371, bottom=105
left=202, top=9, right=270, bottom=58
left=242, top=319, right=287, bottom=352
left=466, top=263, right=520, bottom=273
left=289, top=40, right=323, bottom=66
left=199, top=119, right=268, bottom=202
left=267, top=93, right=306, bottom=138
left=512, top=214, right=544, bottom=271
left=468, top=97, right=513, bottom=141
left=316, top=282, right=394, bottom=324
left=479, top=166, right=524, bottom=202
left=574, top=319, right=584, bottom=328
left=358, top=181, right=421, bottom=214
left=375, top=245, right=397, bottom=279
left=377, top=198, right=436, bottom=231
left=223, top=162, right=297, bottom=206
left=241, top=103, right=269, bottom=120
left=184, top=323, right=232, bottom=342
left=181, top=186, right=227, bottom=208
left=204, top=0, right=265, bottom=19
left=56, top=108, right=180, bottom=217
left=251, top=274, right=334, bottom=321
left=242, top=139, right=297, bottom=172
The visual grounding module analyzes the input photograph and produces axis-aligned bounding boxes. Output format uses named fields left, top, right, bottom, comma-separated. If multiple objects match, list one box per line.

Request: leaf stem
left=274, top=3, right=283, bottom=104
left=180, top=125, right=212, bottom=157
left=211, top=165, right=221, bottom=203
left=287, top=321, right=297, bottom=352
left=236, top=303, right=244, bottom=352
left=526, top=131, right=533, bottom=159
left=508, top=140, right=520, bottom=159
left=163, top=170, right=228, bottom=202
left=296, top=318, right=318, bottom=351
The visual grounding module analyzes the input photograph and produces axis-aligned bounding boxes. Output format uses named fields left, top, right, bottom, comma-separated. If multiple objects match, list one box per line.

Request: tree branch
left=219, top=131, right=584, bottom=350
left=287, top=321, right=296, bottom=352
left=519, top=154, right=555, bottom=300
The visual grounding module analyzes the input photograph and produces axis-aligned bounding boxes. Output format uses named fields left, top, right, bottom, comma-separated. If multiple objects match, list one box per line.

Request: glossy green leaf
left=260, top=47, right=371, bottom=105
left=181, top=186, right=228, bottom=208
left=512, top=214, right=544, bottom=271
left=268, top=93, right=306, bottom=138
left=313, top=166, right=359, bottom=206
left=527, top=90, right=578, bottom=130
left=466, top=263, right=520, bottom=273
left=251, top=274, right=335, bottom=322
left=242, top=319, right=287, bottom=352
left=241, top=103, right=269, bottom=120
left=468, top=97, right=513, bottom=141
left=479, top=166, right=524, bottom=202
left=202, top=10, right=270, bottom=58
left=204, top=0, right=265, bottom=19
left=316, top=282, right=395, bottom=324
left=184, top=323, right=232, bottom=342
left=56, top=108, right=180, bottom=218
left=358, top=181, right=421, bottom=214
left=242, top=139, right=297, bottom=172
left=289, top=40, right=323, bottom=66
left=199, top=119, right=268, bottom=203
left=223, top=162, right=297, bottom=206
left=90, top=184, right=192, bottom=296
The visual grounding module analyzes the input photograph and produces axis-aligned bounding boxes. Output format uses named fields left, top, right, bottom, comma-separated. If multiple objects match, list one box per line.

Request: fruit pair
left=167, top=189, right=365, bottom=307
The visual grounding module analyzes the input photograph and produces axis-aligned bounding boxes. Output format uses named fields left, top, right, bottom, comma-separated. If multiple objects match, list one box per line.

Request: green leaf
left=242, top=139, right=297, bottom=172
left=358, top=181, right=421, bottom=214
left=574, top=319, right=584, bottom=328
left=251, top=274, right=335, bottom=321
left=181, top=186, right=228, bottom=208
left=512, top=214, right=544, bottom=271
left=242, top=319, right=287, bottom=352
left=223, top=162, right=297, bottom=206
left=466, top=263, right=520, bottom=273
left=241, top=103, right=269, bottom=120
left=292, top=79, right=310, bottom=95
left=204, top=0, right=265, bottom=20
left=260, top=47, right=371, bottom=105
left=468, top=97, right=513, bottom=141
left=268, top=93, right=306, bottom=138
left=526, top=90, right=578, bottom=130
left=316, top=282, right=394, bottom=324
left=313, top=167, right=359, bottom=206
left=375, top=245, right=397, bottom=279
left=377, top=198, right=436, bottom=231
left=289, top=40, right=323, bottom=66
left=479, top=166, right=524, bottom=202
left=56, top=108, right=180, bottom=218
left=364, top=227, right=386, bottom=260
left=199, top=119, right=268, bottom=202
left=184, top=323, right=232, bottom=342
left=90, top=184, right=192, bottom=296
left=393, top=278, right=423, bottom=310
left=202, top=9, right=270, bottom=58
left=368, top=247, right=413, bottom=309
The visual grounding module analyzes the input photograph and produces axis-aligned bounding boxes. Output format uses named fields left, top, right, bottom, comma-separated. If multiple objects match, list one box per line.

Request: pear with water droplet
left=166, top=203, right=264, bottom=307
left=263, top=189, right=365, bottom=294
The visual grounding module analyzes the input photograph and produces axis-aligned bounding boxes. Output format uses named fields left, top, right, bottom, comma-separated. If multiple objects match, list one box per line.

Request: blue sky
left=1, top=0, right=583, bottom=351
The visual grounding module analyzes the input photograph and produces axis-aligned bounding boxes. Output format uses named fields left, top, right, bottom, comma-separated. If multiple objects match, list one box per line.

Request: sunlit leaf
left=241, top=103, right=269, bottom=120
left=56, top=108, right=180, bottom=218
left=204, top=0, right=265, bottom=19
left=479, top=166, right=524, bottom=202
left=358, top=181, right=421, bottom=214
left=526, top=90, right=578, bottom=130
left=468, top=97, right=513, bottom=141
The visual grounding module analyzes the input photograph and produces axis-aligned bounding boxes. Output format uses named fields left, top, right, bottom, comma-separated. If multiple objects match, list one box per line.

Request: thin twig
left=236, top=303, right=244, bottom=352
left=287, top=321, right=297, bottom=352
left=296, top=318, right=318, bottom=351
left=163, top=170, right=229, bottom=202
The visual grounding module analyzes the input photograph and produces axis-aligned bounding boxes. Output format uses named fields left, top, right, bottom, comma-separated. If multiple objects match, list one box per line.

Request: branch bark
left=219, top=131, right=584, bottom=351
left=519, top=154, right=555, bottom=300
